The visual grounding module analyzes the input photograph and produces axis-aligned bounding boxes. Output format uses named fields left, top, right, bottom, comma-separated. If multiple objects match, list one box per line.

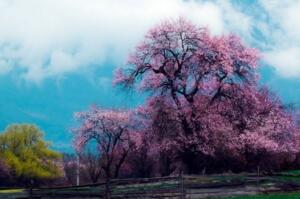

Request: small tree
left=73, top=106, right=135, bottom=199
left=0, top=124, right=62, bottom=191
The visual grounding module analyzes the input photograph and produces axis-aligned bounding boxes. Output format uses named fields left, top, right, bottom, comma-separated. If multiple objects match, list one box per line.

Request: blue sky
left=0, top=0, right=299, bottom=151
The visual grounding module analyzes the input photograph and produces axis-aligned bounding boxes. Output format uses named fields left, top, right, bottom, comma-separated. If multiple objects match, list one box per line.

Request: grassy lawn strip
left=278, top=170, right=300, bottom=177
left=0, top=189, right=24, bottom=194
left=215, top=192, right=300, bottom=199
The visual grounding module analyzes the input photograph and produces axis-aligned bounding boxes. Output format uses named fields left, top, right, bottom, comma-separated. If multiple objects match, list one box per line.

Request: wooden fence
left=30, top=174, right=300, bottom=199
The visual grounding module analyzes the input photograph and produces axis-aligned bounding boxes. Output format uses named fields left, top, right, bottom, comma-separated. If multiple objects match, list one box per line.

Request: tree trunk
left=180, top=170, right=185, bottom=199
left=105, top=179, right=111, bottom=199
left=29, top=179, right=34, bottom=199
left=76, top=154, right=80, bottom=186
left=29, top=187, right=33, bottom=199
left=202, top=167, right=206, bottom=176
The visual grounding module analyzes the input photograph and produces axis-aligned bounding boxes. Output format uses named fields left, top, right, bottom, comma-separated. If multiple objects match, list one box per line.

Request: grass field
left=0, top=189, right=26, bottom=199
left=0, top=188, right=300, bottom=199
left=279, top=170, right=300, bottom=176
left=0, top=189, right=23, bottom=194
left=218, top=192, right=300, bottom=199
left=1, top=172, right=300, bottom=198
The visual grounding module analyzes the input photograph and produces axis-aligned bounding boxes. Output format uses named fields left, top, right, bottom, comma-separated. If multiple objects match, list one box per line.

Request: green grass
left=273, top=170, right=300, bottom=183
left=0, top=189, right=27, bottom=199
left=279, top=170, right=300, bottom=176
left=215, top=192, right=300, bottom=199
left=0, top=189, right=24, bottom=194
left=212, top=175, right=246, bottom=183
left=184, top=174, right=248, bottom=185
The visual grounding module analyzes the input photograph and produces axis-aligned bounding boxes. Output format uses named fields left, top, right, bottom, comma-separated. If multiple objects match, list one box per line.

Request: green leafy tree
left=0, top=124, right=62, bottom=187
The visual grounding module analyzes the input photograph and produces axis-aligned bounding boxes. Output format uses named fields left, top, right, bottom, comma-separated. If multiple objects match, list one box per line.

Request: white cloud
left=0, top=0, right=252, bottom=83
left=259, top=0, right=300, bottom=78
left=265, top=48, right=300, bottom=78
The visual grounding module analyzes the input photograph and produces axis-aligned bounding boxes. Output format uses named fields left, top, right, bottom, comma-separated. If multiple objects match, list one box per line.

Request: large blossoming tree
left=115, top=18, right=299, bottom=174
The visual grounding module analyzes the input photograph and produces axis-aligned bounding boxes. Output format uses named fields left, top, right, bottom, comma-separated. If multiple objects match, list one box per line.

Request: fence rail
left=28, top=174, right=300, bottom=199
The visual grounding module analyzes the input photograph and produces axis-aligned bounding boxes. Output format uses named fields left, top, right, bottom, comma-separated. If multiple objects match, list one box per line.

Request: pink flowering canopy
left=114, top=18, right=260, bottom=152
left=72, top=106, right=146, bottom=178
left=73, top=106, right=131, bottom=152
left=114, top=18, right=259, bottom=101
left=114, top=18, right=299, bottom=173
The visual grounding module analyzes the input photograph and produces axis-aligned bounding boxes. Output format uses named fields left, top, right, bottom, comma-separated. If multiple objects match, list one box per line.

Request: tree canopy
left=114, top=18, right=300, bottom=174
left=0, top=124, right=62, bottom=185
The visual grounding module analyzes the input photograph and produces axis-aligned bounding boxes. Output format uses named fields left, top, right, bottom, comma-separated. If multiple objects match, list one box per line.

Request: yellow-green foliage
left=0, top=124, right=63, bottom=181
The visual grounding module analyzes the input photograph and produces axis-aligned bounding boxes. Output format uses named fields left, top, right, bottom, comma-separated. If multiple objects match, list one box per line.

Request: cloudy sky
left=0, top=0, right=299, bottom=151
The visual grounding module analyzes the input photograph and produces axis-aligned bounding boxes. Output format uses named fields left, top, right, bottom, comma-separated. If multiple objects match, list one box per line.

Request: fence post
left=180, top=171, right=185, bottom=199
left=76, top=153, right=80, bottom=186
left=257, top=165, right=260, bottom=191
